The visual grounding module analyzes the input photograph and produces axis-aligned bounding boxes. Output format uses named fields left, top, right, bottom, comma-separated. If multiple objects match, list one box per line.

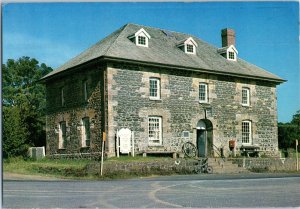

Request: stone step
left=207, top=158, right=249, bottom=174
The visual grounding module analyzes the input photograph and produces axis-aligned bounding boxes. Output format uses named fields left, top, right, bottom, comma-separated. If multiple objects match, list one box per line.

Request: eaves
left=40, top=56, right=286, bottom=85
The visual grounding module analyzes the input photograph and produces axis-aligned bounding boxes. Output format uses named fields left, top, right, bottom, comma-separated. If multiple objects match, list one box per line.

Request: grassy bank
left=3, top=156, right=173, bottom=180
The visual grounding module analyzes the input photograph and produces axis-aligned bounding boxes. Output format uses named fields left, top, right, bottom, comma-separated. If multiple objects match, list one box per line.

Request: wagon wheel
left=182, top=142, right=197, bottom=158
left=206, top=166, right=213, bottom=174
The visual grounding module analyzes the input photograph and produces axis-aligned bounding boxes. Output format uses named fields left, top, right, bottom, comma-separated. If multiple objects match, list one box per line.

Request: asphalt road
left=3, top=174, right=300, bottom=208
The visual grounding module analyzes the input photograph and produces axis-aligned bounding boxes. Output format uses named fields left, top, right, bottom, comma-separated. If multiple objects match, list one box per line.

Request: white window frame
left=199, top=83, right=208, bottom=103
left=61, top=87, right=65, bottom=107
left=226, top=47, right=237, bottom=61
left=149, top=77, right=161, bottom=100
left=242, top=87, right=250, bottom=106
left=228, top=51, right=235, bottom=60
left=131, top=28, right=151, bottom=48
left=186, top=44, right=194, bottom=54
left=58, top=121, right=67, bottom=149
left=81, top=117, right=90, bottom=147
left=83, top=81, right=88, bottom=102
left=242, top=120, right=252, bottom=145
left=148, top=116, right=162, bottom=146
left=182, top=131, right=190, bottom=139
left=137, top=35, right=147, bottom=46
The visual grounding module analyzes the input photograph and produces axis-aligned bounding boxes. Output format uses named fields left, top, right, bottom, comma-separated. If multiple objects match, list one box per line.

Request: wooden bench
left=240, top=145, right=261, bottom=157
left=142, top=151, right=178, bottom=159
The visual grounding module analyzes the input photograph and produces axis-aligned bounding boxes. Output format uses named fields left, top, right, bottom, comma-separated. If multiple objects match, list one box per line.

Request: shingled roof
left=42, top=23, right=285, bottom=83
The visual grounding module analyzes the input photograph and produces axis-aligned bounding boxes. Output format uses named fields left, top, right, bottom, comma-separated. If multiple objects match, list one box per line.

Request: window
left=61, top=87, right=65, bottom=107
left=148, top=116, right=162, bottom=145
left=58, top=121, right=67, bottom=149
left=242, top=87, right=250, bottom=106
left=81, top=117, right=90, bottom=147
left=83, top=81, right=88, bottom=102
left=186, top=44, right=194, bottom=53
left=177, top=37, right=197, bottom=55
left=149, top=78, right=160, bottom=100
left=242, top=121, right=252, bottom=144
left=138, top=36, right=146, bottom=46
left=228, top=51, right=235, bottom=60
left=199, top=83, right=208, bottom=103
left=182, top=131, right=190, bottom=139
left=129, top=28, right=151, bottom=47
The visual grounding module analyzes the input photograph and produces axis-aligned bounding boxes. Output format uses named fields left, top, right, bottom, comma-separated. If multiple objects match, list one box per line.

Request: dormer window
left=177, top=37, right=198, bottom=55
left=228, top=51, right=235, bottom=60
left=138, top=36, right=146, bottom=46
left=128, top=28, right=151, bottom=47
left=217, top=45, right=238, bottom=61
left=186, top=44, right=194, bottom=53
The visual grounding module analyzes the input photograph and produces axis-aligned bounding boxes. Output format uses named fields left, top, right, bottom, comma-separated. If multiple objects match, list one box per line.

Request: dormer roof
left=128, top=28, right=151, bottom=39
left=177, top=37, right=198, bottom=48
left=177, top=37, right=198, bottom=55
left=217, top=45, right=238, bottom=61
left=128, top=28, right=151, bottom=47
left=42, top=23, right=285, bottom=84
left=217, top=45, right=238, bottom=54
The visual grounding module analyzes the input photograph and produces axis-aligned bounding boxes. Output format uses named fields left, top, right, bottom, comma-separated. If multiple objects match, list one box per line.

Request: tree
left=291, top=110, right=300, bottom=127
left=278, top=110, right=300, bottom=151
left=2, top=57, right=52, bottom=158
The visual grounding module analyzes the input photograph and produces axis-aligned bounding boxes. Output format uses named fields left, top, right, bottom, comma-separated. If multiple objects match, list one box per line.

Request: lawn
left=3, top=155, right=173, bottom=179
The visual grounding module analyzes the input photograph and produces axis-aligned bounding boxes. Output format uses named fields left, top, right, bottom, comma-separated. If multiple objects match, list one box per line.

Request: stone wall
left=45, top=61, right=279, bottom=158
left=106, top=62, right=279, bottom=157
left=231, top=158, right=298, bottom=171
left=86, top=159, right=198, bottom=176
left=45, top=66, right=104, bottom=157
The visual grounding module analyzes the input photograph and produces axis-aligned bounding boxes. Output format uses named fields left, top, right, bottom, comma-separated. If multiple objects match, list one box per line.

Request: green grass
left=3, top=155, right=174, bottom=180
left=3, top=157, right=93, bottom=179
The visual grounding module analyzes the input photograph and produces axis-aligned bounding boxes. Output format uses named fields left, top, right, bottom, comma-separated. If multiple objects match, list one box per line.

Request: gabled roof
left=128, top=28, right=151, bottom=39
left=177, top=37, right=198, bottom=47
left=42, top=23, right=285, bottom=83
left=217, top=45, right=238, bottom=54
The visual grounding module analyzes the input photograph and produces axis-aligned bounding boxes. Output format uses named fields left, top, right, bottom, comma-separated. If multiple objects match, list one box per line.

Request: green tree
left=2, top=57, right=52, bottom=158
left=278, top=110, right=300, bottom=152
left=291, top=110, right=300, bottom=126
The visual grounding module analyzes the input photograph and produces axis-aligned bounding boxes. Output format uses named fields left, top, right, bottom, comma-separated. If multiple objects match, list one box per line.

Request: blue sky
left=2, top=2, right=299, bottom=122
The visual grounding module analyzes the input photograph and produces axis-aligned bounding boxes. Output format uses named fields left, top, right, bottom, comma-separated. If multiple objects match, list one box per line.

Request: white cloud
left=3, top=32, right=79, bottom=69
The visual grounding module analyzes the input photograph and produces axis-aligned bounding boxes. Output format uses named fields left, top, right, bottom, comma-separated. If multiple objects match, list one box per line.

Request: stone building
left=42, top=23, right=285, bottom=158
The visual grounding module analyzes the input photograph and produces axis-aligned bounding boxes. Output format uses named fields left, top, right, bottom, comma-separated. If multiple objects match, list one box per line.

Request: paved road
left=3, top=174, right=300, bottom=208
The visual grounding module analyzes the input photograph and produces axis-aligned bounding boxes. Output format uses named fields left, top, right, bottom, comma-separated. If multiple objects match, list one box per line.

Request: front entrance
left=196, top=119, right=213, bottom=157
left=197, top=129, right=206, bottom=157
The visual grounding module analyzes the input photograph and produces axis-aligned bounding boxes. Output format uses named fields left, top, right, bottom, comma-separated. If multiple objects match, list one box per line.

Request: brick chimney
left=221, top=28, right=235, bottom=47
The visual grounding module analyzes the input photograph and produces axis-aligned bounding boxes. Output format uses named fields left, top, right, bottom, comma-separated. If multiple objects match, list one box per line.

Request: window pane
left=199, top=83, right=207, bottom=102
left=82, top=117, right=90, bottom=147
left=83, top=81, right=88, bottom=101
left=150, top=78, right=160, bottom=99
left=229, top=51, right=235, bottom=60
left=148, top=117, right=162, bottom=144
left=187, top=44, right=194, bottom=53
left=138, top=36, right=146, bottom=45
left=242, top=121, right=251, bottom=144
left=242, top=88, right=250, bottom=105
left=61, top=88, right=65, bottom=106
left=59, top=121, right=66, bottom=149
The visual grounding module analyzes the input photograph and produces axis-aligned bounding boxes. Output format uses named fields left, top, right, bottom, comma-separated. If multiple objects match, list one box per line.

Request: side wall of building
left=106, top=63, right=279, bottom=157
left=45, top=66, right=104, bottom=158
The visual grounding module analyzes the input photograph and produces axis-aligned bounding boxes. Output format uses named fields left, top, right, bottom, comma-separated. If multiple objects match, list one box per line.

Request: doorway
left=196, top=119, right=213, bottom=157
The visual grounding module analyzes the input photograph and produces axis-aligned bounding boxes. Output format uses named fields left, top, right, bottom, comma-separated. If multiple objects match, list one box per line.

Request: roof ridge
left=127, top=23, right=190, bottom=36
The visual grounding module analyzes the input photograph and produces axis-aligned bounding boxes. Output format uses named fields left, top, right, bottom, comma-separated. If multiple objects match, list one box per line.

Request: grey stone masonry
left=45, top=65, right=104, bottom=157
left=106, top=62, right=279, bottom=157
left=43, top=24, right=284, bottom=159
